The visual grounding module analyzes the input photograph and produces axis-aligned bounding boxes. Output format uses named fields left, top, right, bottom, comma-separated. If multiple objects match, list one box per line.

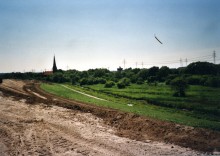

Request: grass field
left=88, top=83, right=220, bottom=116
left=41, top=83, right=220, bottom=130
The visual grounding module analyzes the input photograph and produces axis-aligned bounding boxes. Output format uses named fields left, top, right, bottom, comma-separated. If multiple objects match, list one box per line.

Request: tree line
left=1, top=61, right=220, bottom=96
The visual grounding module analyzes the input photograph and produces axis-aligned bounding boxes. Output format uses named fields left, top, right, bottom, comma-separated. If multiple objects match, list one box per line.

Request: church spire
left=52, top=55, right=57, bottom=73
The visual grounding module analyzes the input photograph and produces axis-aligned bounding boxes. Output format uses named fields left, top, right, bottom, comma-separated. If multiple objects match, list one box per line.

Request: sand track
left=0, top=79, right=219, bottom=155
left=0, top=96, right=203, bottom=156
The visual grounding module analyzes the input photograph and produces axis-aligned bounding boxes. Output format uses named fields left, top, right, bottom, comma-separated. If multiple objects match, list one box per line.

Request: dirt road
left=0, top=79, right=219, bottom=155
left=0, top=94, right=202, bottom=156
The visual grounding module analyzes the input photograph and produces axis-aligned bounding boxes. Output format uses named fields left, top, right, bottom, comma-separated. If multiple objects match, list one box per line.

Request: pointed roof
left=53, top=55, right=57, bottom=73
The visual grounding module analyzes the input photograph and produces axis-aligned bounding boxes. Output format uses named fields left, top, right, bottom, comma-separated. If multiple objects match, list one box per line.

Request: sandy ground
left=0, top=94, right=202, bottom=156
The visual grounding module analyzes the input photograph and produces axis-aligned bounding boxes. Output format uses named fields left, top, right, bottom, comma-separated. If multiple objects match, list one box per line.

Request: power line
left=123, top=51, right=219, bottom=68
left=122, top=53, right=217, bottom=69
left=142, top=54, right=211, bottom=63
left=187, top=55, right=212, bottom=62
left=135, top=54, right=212, bottom=65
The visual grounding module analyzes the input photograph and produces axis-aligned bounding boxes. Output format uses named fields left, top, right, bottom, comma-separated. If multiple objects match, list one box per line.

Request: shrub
left=130, top=75, right=138, bottom=83
left=104, top=81, right=115, bottom=88
left=80, top=78, right=88, bottom=86
left=165, top=79, right=171, bottom=85
left=200, top=76, right=208, bottom=86
left=86, top=78, right=94, bottom=85
left=80, top=77, right=103, bottom=86
left=186, top=75, right=203, bottom=85
left=94, top=78, right=106, bottom=84
left=117, top=81, right=126, bottom=89
left=116, top=78, right=131, bottom=89
left=120, top=78, right=131, bottom=86
left=71, top=75, right=80, bottom=85
left=170, top=77, right=188, bottom=97
left=204, top=77, right=220, bottom=88
left=136, top=78, right=144, bottom=84
left=147, top=76, right=157, bottom=83
left=52, top=73, right=67, bottom=83
left=165, top=74, right=178, bottom=85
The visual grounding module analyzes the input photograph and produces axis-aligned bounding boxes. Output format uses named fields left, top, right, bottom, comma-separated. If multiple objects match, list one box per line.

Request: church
left=52, top=55, right=57, bottom=73
left=43, top=55, right=58, bottom=75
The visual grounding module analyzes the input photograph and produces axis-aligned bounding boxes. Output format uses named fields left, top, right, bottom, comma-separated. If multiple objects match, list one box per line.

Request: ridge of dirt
left=1, top=79, right=220, bottom=154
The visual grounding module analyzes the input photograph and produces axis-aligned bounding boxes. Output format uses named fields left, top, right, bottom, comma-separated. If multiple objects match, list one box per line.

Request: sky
left=0, top=0, right=220, bottom=72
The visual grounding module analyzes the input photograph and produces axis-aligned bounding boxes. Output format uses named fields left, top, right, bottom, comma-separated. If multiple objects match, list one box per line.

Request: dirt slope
left=0, top=95, right=202, bottom=156
left=0, top=79, right=220, bottom=155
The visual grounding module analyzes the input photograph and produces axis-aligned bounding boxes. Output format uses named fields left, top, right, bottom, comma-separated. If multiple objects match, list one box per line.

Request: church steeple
left=52, top=55, right=57, bottom=73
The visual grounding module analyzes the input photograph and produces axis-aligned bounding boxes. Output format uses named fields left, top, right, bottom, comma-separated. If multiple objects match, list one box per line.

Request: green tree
left=137, top=69, right=148, bottom=81
left=170, top=77, right=188, bottom=97
left=185, top=62, right=217, bottom=75
left=157, top=66, right=170, bottom=82
left=80, top=71, right=89, bottom=79
left=93, top=68, right=109, bottom=78
left=147, top=66, right=159, bottom=77
left=115, top=66, right=124, bottom=80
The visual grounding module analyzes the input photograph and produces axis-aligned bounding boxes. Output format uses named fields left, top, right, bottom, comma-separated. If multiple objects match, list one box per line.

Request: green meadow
left=41, top=83, right=220, bottom=130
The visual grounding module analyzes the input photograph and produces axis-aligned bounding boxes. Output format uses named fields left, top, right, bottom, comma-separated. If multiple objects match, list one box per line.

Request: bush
left=186, top=75, right=203, bottom=85
left=147, top=76, right=157, bottom=83
left=87, top=78, right=95, bottom=85
left=204, top=77, right=220, bottom=88
left=71, top=75, right=80, bottom=85
left=120, top=78, right=131, bottom=86
left=165, top=79, right=171, bottom=85
left=80, top=78, right=88, bottom=86
left=136, top=78, right=144, bottom=84
left=94, top=78, right=106, bottom=84
left=52, top=73, right=67, bottom=83
left=104, top=81, right=115, bottom=88
left=170, top=77, right=188, bottom=97
left=165, top=74, right=178, bottom=85
left=117, top=81, right=126, bottom=89
left=130, top=75, right=138, bottom=83
left=199, top=76, right=208, bottom=86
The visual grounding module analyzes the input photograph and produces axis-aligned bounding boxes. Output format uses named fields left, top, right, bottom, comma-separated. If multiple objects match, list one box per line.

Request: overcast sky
left=0, top=0, right=219, bottom=72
